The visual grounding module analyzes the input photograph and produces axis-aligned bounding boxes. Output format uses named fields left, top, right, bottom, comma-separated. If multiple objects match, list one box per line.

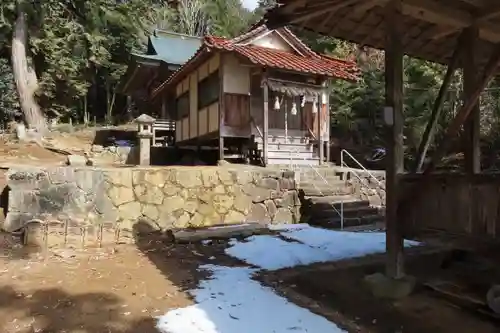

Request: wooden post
left=463, top=26, right=481, bottom=174
left=263, top=80, right=269, bottom=166
left=384, top=0, right=405, bottom=279
left=324, top=81, right=331, bottom=163
left=318, top=94, right=324, bottom=164
left=325, top=86, right=331, bottom=163
left=414, top=33, right=463, bottom=172
left=219, top=66, right=225, bottom=162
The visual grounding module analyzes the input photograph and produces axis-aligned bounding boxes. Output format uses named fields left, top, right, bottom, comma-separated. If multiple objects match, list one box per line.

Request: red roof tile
left=205, top=35, right=358, bottom=81
left=152, top=26, right=359, bottom=98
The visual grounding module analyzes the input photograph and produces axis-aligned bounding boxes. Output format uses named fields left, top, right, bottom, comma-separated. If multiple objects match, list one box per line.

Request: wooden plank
left=403, top=0, right=500, bottom=43
left=463, top=26, right=481, bottom=174
left=414, top=31, right=463, bottom=172
left=169, top=223, right=269, bottom=243
left=399, top=174, right=500, bottom=240
left=224, top=93, right=251, bottom=128
left=287, top=0, right=362, bottom=25
left=433, top=4, right=500, bottom=40
left=385, top=0, right=405, bottom=279
left=345, top=0, right=500, bottom=43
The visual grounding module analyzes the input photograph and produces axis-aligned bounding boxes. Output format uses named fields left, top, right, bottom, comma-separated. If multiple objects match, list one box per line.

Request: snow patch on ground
left=157, top=225, right=421, bottom=332
left=156, top=265, right=346, bottom=333
left=225, top=235, right=332, bottom=270
left=226, top=226, right=419, bottom=270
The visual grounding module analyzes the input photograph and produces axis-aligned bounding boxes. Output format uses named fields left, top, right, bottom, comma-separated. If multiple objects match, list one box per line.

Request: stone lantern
left=135, top=114, right=156, bottom=165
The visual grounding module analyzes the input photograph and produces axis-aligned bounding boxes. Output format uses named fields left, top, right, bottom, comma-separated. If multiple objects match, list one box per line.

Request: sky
left=242, top=0, right=258, bottom=10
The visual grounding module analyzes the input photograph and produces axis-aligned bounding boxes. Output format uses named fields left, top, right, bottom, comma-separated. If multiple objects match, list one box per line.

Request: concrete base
left=364, top=272, right=416, bottom=299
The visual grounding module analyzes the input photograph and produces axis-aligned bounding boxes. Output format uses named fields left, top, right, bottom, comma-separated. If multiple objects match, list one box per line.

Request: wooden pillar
left=384, top=0, right=405, bottom=279
left=263, top=81, right=269, bottom=166
left=318, top=94, right=324, bottom=164
left=325, top=88, right=331, bottom=163
left=463, top=26, right=481, bottom=174
left=219, top=66, right=225, bottom=162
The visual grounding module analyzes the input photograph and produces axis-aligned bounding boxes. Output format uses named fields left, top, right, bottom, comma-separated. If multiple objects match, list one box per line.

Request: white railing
left=285, top=149, right=386, bottom=230
left=339, top=149, right=386, bottom=228
left=288, top=150, right=344, bottom=228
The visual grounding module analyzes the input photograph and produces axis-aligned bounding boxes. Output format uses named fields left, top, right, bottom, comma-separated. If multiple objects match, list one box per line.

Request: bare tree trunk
left=177, top=0, right=208, bottom=36
left=11, top=4, right=47, bottom=135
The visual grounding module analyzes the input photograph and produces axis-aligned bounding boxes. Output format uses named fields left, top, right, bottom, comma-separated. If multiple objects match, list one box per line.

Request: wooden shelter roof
left=264, top=0, right=500, bottom=69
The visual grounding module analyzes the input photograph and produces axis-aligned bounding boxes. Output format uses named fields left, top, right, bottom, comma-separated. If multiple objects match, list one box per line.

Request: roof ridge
left=280, top=27, right=318, bottom=58
left=153, top=29, right=202, bottom=40
left=321, top=53, right=358, bottom=67
left=233, top=25, right=269, bottom=43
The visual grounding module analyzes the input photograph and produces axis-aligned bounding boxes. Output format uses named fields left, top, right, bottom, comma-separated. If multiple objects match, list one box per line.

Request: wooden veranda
left=265, top=0, right=500, bottom=281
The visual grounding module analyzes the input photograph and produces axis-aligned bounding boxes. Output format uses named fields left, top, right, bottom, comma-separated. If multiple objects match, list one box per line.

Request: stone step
left=307, top=197, right=373, bottom=210
left=309, top=205, right=380, bottom=219
left=342, top=222, right=386, bottom=232
left=255, top=134, right=312, bottom=145
left=256, top=141, right=314, bottom=152
left=299, top=183, right=354, bottom=196
left=309, top=214, right=384, bottom=229
left=267, top=149, right=317, bottom=159
left=298, top=175, right=343, bottom=184
left=266, top=156, right=320, bottom=165
left=295, top=170, right=344, bottom=180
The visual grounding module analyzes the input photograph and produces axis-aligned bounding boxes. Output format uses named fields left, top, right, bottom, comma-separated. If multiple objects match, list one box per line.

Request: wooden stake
left=385, top=0, right=405, bottom=279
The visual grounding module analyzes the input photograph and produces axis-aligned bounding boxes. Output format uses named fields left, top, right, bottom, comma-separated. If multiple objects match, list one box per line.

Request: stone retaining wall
left=347, top=170, right=386, bottom=207
left=3, top=165, right=299, bottom=246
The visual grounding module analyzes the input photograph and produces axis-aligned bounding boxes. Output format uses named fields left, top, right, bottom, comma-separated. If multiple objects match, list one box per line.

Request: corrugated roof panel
left=149, top=30, right=202, bottom=65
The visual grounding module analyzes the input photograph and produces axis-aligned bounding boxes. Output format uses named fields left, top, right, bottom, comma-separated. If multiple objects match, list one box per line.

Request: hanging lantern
left=290, top=102, right=297, bottom=115
left=312, top=96, right=318, bottom=114
left=273, top=96, right=280, bottom=110
left=300, top=95, right=306, bottom=108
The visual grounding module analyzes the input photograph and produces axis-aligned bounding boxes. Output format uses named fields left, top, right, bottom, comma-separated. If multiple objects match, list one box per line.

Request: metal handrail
left=339, top=149, right=386, bottom=229
left=288, top=150, right=344, bottom=227
left=286, top=148, right=385, bottom=230
left=340, top=149, right=385, bottom=189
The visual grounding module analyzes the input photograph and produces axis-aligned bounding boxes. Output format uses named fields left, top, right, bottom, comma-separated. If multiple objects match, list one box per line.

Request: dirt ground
left=0, top=234, right=240, bottom=333
left=0, top=124, right=135, bottom=168
left=263, top=249, right=500, bottom=333
left=1, top=127, right=499, bottom=332
left=2, top=237, right=500, bottom=333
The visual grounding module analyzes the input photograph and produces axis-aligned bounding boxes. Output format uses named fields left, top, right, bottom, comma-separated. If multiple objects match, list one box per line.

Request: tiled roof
left=205, top=35, right=358, bottom=80
left=151, top=26, right=359, bottom=98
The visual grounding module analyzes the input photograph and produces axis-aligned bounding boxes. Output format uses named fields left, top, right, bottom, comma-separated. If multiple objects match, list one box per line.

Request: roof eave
left=151, top=44, right=214, bottom=100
